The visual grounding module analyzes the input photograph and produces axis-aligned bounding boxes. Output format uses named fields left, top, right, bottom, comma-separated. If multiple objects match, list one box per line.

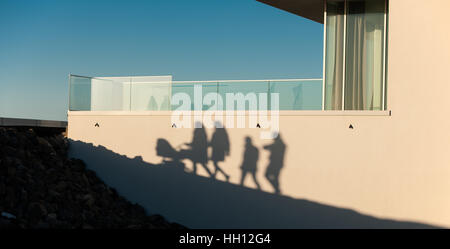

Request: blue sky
left=0, top=0, right=323, bottom=121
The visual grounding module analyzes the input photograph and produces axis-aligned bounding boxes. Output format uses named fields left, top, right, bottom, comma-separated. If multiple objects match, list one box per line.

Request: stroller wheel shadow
left=156, top=138, right=194, bottom=172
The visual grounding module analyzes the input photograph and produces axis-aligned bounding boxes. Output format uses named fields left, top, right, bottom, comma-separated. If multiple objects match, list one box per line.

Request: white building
left=68, top=0, right=450, bottom=228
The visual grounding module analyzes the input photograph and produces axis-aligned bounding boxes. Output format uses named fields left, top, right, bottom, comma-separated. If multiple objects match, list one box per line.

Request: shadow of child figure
left=264, top=133, right=286, bottom=195
left=239, top=136, right=261, bottom=190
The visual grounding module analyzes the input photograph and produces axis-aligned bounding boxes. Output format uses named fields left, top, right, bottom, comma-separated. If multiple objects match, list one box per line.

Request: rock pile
left=0, top=127, right=184, bottom=229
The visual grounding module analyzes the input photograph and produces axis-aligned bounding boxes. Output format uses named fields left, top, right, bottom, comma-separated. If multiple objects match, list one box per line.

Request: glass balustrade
left=69, top=75, right=323, bottom=111
left=69, top=75, right=92, bottom=111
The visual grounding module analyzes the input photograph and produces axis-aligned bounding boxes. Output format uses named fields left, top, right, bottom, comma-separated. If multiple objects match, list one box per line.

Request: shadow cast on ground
left=69, top=139, right=439, bottom=229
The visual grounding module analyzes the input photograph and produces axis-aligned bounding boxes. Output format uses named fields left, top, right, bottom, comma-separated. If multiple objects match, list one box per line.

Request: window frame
left=322, top=0, right=389, bottom=111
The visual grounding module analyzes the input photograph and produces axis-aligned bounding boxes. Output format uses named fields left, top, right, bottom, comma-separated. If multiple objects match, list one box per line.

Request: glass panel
left=271, top=80, right=323, bottom=110
left=90, top=78, right=127, bottom=111
left=172, top=82, right=218, bottom=111
left=122, top=80, right=131, bottom=111
left=131, top=81, right=171, bottom=111
left=172, top=82, right=194, bottom=111
left=345, top=0, right=385, bottom=110
left=69, top=75, right=91, bottom=111
left=218, top=81, right=268, bottom=111
left=172, top=81, right=323, bottom=111
left=201, top=83, right=219, bottom=111
left=324, top=0, right=345, bottom=110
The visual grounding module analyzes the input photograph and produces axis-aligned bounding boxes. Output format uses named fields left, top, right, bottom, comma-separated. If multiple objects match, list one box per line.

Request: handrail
left=172, top=79, right=322, bottom=84
left=69, top=74, right=323, bottom=84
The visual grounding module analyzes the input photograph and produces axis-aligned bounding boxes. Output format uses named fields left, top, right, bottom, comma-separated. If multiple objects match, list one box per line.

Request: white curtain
left=324, top=0, right=386, bottom=111
left=344, top=5, right=384, bottom=110
left=324, top=1, right=345, bottom=110
left=344, top=0, right=385, bottom=110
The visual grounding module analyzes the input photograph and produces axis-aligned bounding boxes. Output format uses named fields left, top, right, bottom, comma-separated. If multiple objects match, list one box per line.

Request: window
left=324, top=0, right=388, bottom=111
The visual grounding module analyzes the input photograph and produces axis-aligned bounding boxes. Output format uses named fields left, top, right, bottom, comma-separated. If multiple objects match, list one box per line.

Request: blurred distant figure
left=239, top=137, right=260, bottom=190
left=185, top=122, right=212, bottom=176
left=209, top=122, right=230, bottom=181
left=263, top=134, right=286, bottom=194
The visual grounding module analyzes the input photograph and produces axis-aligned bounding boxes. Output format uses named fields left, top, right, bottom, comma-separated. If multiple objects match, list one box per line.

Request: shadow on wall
left=159, top=122, right=286, bottom=195
left=69, top=138, right=439, bottom=229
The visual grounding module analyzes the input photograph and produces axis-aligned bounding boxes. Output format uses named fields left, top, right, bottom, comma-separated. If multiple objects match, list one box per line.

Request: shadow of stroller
left=156, top=138, right=186, bottom=170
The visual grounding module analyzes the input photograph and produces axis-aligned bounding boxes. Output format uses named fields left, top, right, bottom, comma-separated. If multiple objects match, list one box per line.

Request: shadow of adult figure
left=239, top=137, right=261, bottom=190
left=264, top=133, right=286, bottom=195
left=185, top=122, right=212, bottom=177
left=209, top=122, right=230, bottom=181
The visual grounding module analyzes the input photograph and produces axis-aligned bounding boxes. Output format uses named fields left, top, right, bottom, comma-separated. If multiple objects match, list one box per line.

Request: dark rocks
left=46, top=213, right=58, bottom=226
left=29, top=202, right=48, bottom=222
left=0, top=127, right=185, bottom=229
left=1, top=211, right=16, bottom=219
